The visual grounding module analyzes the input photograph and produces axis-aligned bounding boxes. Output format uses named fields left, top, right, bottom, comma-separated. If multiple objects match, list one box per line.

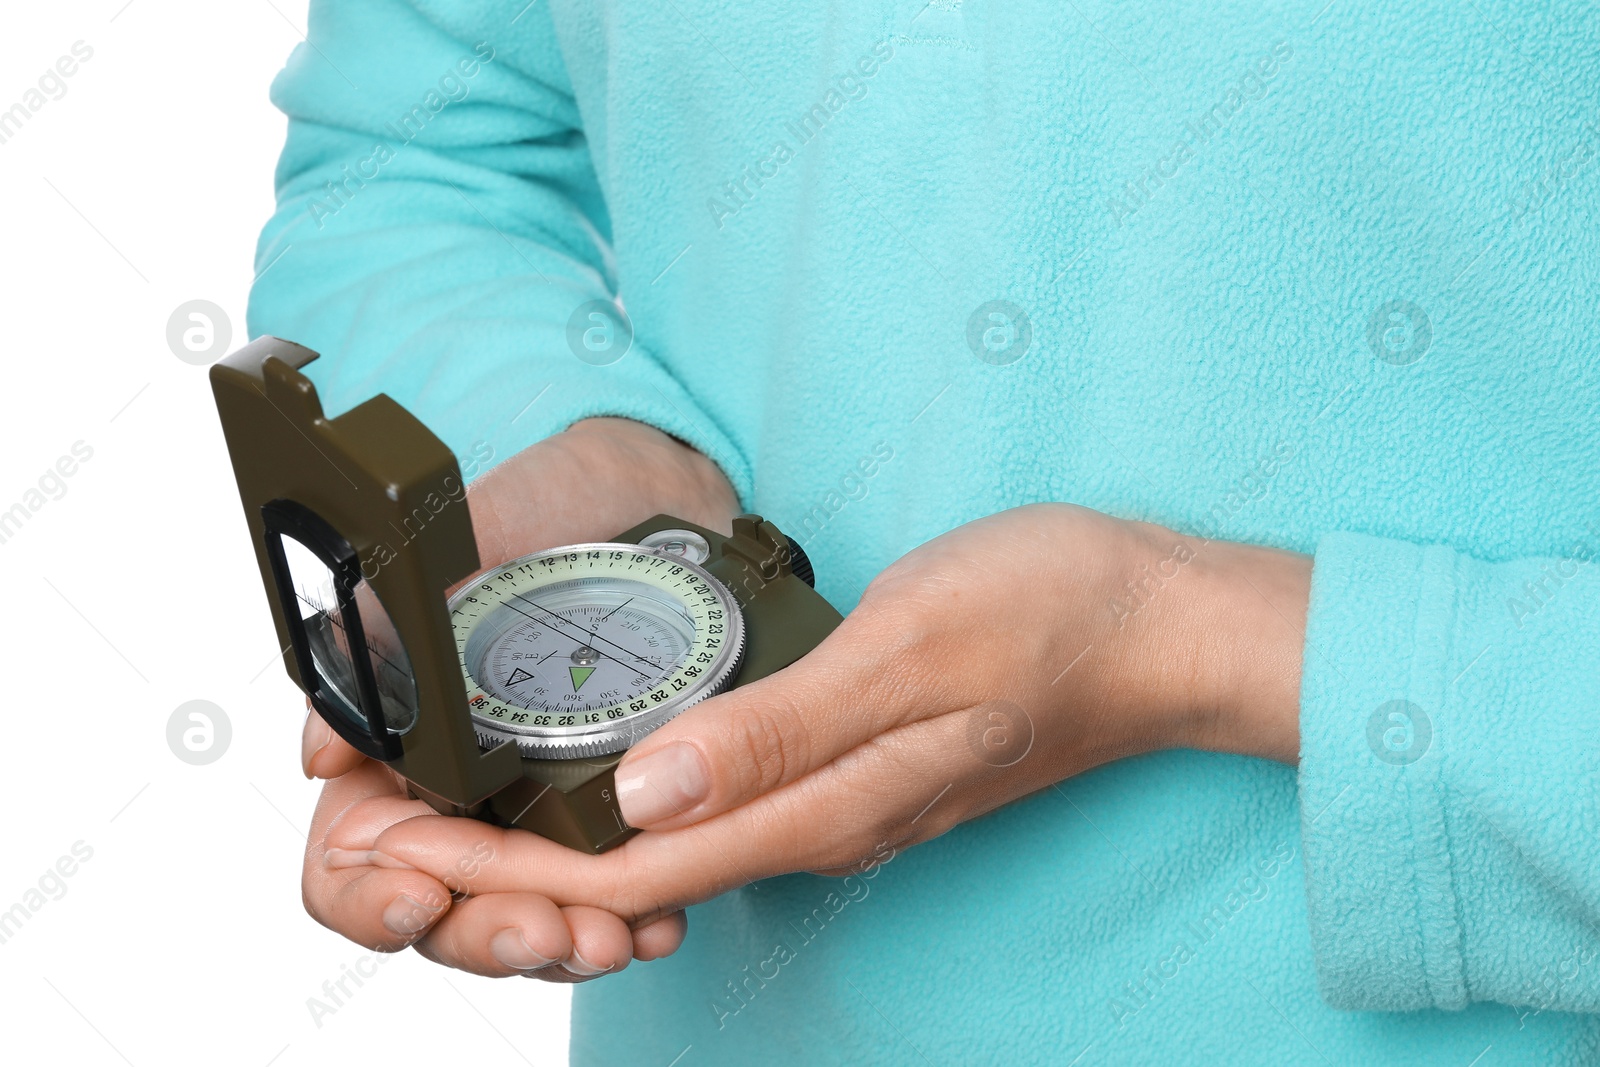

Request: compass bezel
left=446, top=542, right=746, bottom=758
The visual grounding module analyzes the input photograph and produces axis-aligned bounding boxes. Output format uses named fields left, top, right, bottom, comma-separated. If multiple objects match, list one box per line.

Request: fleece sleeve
left=1298, top=530, right=1600, bottom=1013
left=245, top=0, right=751, bottom=498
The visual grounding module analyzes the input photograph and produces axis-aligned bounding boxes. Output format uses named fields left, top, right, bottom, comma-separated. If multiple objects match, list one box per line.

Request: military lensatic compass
left=212, top=337, right=841, bottom=853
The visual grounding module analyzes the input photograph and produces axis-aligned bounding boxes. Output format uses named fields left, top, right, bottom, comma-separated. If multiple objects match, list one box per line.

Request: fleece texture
left=248, top=1, right=1600, bottom=1063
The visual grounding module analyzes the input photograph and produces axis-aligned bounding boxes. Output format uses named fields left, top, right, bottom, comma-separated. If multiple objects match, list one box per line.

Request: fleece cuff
left=1297, top=531, right=1468, bottom=1011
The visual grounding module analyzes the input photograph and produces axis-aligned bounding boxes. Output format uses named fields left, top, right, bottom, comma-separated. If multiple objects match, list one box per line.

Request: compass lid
left=210, top=337, right=522, bottom=807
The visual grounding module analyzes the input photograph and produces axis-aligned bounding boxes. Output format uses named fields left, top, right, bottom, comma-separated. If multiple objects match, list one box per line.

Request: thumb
left=303, top=702, right=368, bottom=779
left=612, top=615, right=914, bottom=831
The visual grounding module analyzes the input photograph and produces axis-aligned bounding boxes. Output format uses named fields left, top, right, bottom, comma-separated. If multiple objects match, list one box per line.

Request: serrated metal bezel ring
left=447, top=541, right=747, bottom=759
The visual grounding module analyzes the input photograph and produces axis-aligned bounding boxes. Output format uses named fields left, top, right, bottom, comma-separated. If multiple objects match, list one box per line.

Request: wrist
left=1174, top=536, right=1311, bottom=764
left=466, top=417, right=739, bottom=568
left=560, top=417, right=740, bottom=530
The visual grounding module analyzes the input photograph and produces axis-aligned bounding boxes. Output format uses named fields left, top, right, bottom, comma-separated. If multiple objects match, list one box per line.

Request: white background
left=0, top=3, right=571, bottom=1063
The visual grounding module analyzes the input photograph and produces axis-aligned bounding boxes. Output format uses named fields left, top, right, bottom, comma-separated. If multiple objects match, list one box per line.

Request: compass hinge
left=721, top=514, right=795, bottom=583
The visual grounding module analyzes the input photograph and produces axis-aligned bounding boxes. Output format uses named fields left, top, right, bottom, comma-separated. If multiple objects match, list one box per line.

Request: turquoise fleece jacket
left=248, top=2, right=1600, bottom=1063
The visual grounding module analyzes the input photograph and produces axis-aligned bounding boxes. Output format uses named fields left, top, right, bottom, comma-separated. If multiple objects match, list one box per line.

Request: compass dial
left=447, top=542, right=745, bottom=758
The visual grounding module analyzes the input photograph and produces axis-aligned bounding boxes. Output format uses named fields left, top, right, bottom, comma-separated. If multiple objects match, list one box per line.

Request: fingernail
left=490, top=929, right=556, bottom=970
left=324, top=849, right=416, bottom=871
left=302, top=712, right=332, bottom=778
left=382, top=894, right=443, bottom=938
left=615, top=742, right=709, bottom=827
left=323, top=848, right=370, bottom=870
left=564, top=946, right=613, bottom=977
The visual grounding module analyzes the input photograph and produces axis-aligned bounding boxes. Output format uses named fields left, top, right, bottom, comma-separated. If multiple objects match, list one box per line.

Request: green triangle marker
left=568, top=665, right=596, bottom=691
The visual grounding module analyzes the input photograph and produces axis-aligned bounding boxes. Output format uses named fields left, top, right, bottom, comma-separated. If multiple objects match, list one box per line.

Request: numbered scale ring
left=447, top=542, right=746, bottom=759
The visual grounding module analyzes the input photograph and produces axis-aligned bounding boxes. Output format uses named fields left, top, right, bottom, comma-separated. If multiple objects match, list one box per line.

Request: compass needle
left=449, top=543, right=747, bottom=760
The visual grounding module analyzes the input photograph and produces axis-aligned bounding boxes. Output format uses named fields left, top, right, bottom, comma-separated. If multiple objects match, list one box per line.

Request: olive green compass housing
left=211, top=337, right=841, bottom=853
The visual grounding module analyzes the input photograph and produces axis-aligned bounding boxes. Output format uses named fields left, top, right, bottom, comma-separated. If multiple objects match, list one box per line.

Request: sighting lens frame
left=261, top=498, right=404, bottom=762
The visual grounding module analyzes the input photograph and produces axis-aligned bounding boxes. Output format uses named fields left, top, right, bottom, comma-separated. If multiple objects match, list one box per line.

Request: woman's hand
left=318, top=501, right=1312, bottom=969
left=606, top=502, right=1311, bottom=849
left=298, top=416, right=739, bottom=980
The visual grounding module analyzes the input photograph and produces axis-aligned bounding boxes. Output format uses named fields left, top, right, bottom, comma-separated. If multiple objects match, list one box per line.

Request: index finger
left=366, top=741, right=926, bottom=923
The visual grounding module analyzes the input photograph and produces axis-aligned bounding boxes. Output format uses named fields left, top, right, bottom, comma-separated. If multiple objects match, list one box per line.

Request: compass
left=450, top=541, right=746, bottom=758
left=211, top=337, right=842, bottom=853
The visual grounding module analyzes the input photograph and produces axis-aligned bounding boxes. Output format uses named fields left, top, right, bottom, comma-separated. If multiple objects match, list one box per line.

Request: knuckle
left=593, top=850, right=646, bottom=918
left=728, top=696, right=808, bottom=797
left=593, top=846, right=682, bottom=922
left=436, top=836, right=496, bottom=896
left=852, top=578, right=983, bottom=712
left=802, top=804, right=895, bottom=875
left=812, top=832, right=882, bottom=876
left=855, top=587, right=943, bottom=666
left=814, top=838, right=870, bottom=875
